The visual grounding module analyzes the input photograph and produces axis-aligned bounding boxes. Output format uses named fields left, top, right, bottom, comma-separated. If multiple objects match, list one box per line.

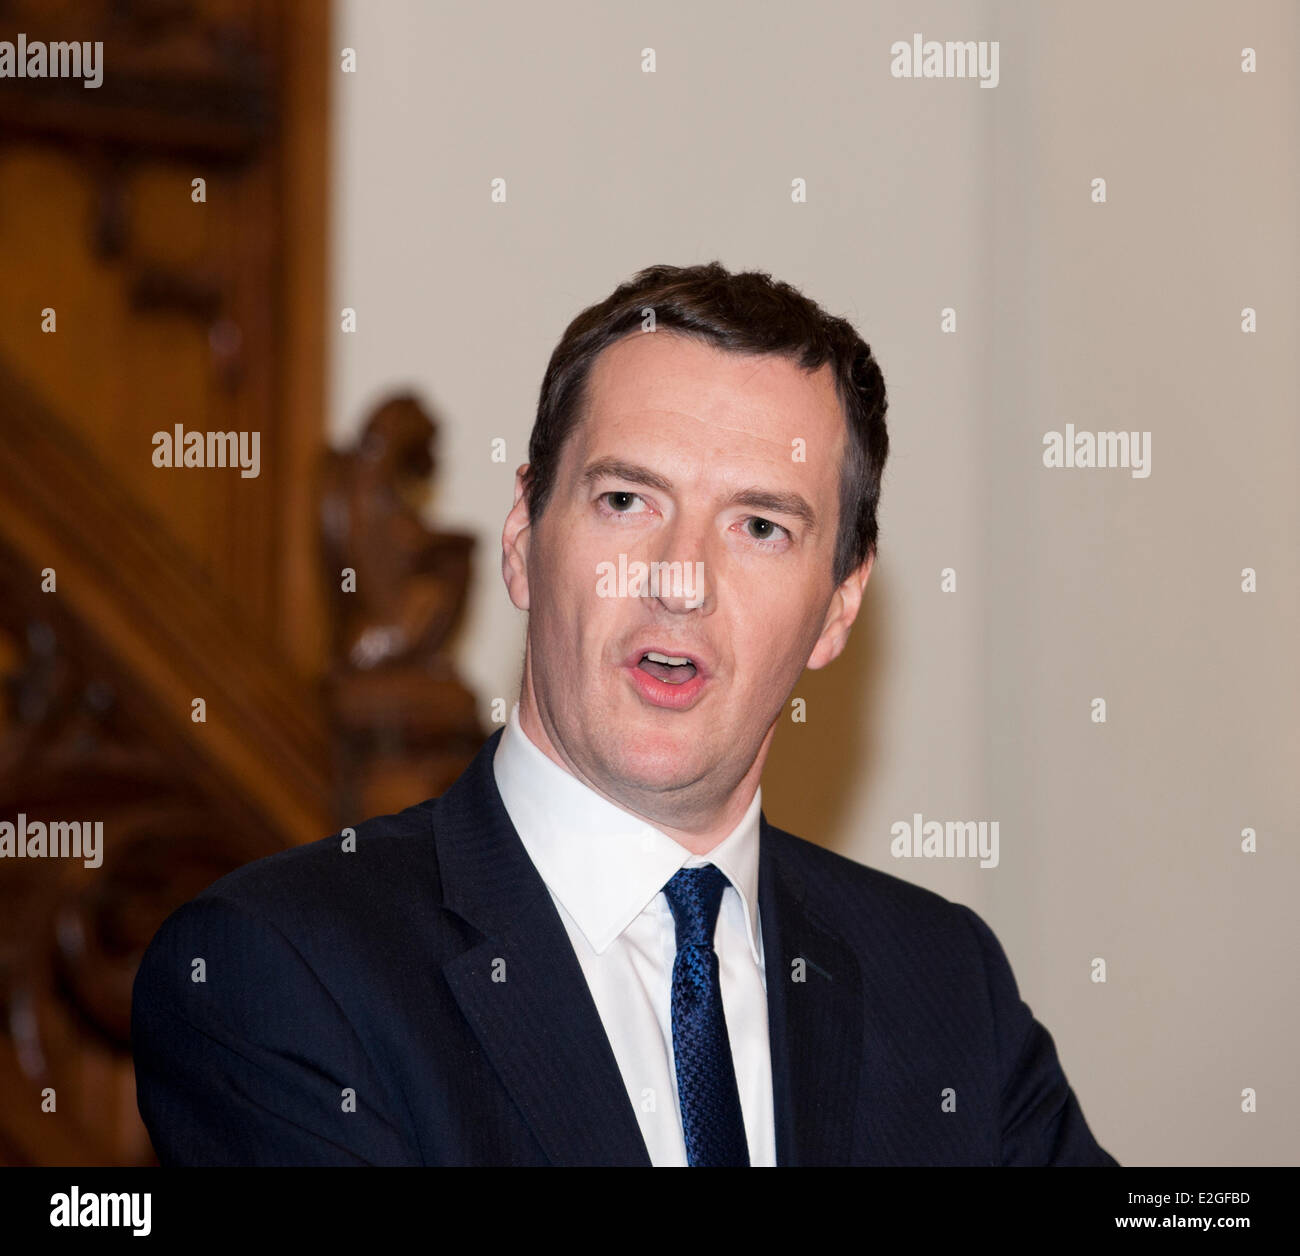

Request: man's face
left=503, top=329, right=871, bottom=829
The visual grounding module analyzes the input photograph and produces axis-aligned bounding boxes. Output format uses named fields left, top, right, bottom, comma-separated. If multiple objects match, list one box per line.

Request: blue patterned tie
left=662, top=865, right=750, bottom=1167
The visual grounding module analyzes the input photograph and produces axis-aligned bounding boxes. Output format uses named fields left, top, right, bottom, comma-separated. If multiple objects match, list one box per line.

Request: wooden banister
left=0, top=356, right=333, bottom=842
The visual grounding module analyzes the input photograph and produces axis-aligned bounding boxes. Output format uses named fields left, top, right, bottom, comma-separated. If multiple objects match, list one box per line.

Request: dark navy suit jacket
left=131, top=729, right=1118, bottom=1166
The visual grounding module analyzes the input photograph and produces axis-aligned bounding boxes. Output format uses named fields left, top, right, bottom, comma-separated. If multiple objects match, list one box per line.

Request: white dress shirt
left=492, top=701, right=776, bottom=1166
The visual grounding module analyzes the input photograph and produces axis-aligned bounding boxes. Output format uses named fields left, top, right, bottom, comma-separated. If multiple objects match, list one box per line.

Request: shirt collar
left=492, top=702, right=763, bottom=964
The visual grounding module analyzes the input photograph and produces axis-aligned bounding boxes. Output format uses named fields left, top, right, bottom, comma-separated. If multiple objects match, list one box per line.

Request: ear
left=805, top=552, right=874, bottom=670
left=501, top=465, right=533, bottom=611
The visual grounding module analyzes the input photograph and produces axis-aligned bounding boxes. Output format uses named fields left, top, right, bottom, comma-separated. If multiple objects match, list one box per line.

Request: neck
left=516, top=669, right=769, bottom=857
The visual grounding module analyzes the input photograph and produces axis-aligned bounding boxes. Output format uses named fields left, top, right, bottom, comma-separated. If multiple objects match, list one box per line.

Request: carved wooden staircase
left=0, top=361, right=483, bottom=1165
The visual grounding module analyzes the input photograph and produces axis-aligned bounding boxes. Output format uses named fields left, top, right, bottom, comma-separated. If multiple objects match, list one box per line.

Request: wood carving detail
left=0, top=608, right=271, bottom=1166
left=0, top=0, right=486, bottom=1169
left=0, top=389, right=487, bottom=1164
left=321, top=396, right=484, bottom=822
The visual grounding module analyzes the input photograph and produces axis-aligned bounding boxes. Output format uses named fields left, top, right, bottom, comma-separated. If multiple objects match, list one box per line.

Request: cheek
left=729, top=582, right=826, bottom=684
left=536, top=548, right=619, bottom=655
left=532, top=524, right=594, bottom=606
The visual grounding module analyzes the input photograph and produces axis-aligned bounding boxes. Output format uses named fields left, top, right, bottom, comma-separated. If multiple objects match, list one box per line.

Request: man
left=132, top=262, right=1117, bottom=1166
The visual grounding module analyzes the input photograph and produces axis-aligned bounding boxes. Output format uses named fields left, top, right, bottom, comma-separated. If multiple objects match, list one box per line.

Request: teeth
left=645, top=651, right=691, bottom=666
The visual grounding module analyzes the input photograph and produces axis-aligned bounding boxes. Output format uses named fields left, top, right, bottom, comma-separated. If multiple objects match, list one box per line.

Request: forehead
left=578, top=330, right=846, bottom=464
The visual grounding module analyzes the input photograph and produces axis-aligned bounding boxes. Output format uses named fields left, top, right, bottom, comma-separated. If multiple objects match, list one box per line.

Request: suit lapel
left=760, top=815, right=864, bottom=1166
left=430, top=735, right=864, bottom=1167
left=433, top=731, right=652, bottom=1166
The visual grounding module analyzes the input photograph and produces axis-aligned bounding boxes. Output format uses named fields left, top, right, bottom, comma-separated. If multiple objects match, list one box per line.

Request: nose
left=650, top=558, right=710, bottom=614
left=648, top=517, right=713, bottom=615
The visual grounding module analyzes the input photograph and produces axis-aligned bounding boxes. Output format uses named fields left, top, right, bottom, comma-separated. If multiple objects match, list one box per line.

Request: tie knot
left=663, top=864, right=731, bottom=949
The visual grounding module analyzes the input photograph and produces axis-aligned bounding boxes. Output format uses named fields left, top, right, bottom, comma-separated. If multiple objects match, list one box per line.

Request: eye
left=743, top=516, right=789, bottom=544
left=598, top=490, right=649, bottom=515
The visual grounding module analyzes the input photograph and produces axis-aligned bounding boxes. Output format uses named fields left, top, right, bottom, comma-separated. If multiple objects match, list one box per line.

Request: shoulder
left=765, top=823, right=987, bottom=940
left=139, top=799, right=447, bottom=978
left=198, top=799, right=441, bottom=915
left=762, top=822, right=1013, bottom=1000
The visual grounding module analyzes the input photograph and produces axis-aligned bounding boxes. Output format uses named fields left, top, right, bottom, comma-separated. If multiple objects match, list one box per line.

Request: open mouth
left=625, top=645, right=709, bottom=710
left=636, top=650, right=699, bottom=685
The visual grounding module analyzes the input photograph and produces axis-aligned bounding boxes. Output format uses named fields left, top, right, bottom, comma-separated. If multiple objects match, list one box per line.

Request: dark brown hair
left=524, top=262, right=889, bottom=586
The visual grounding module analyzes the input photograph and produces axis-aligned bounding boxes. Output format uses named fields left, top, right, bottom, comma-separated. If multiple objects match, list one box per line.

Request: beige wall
left=330, top=0, right=1298, bottom=1165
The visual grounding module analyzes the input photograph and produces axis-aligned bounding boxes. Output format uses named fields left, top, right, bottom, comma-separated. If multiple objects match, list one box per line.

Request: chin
left=606, top=738, right=705, bottom=794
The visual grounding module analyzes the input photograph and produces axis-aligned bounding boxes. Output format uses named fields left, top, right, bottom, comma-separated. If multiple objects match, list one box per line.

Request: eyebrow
left=579, top=457, right=819, bottom=533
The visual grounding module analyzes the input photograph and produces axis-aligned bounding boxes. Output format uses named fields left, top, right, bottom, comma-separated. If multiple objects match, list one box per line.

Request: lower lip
left=624, top=662, right=709, bottom=710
